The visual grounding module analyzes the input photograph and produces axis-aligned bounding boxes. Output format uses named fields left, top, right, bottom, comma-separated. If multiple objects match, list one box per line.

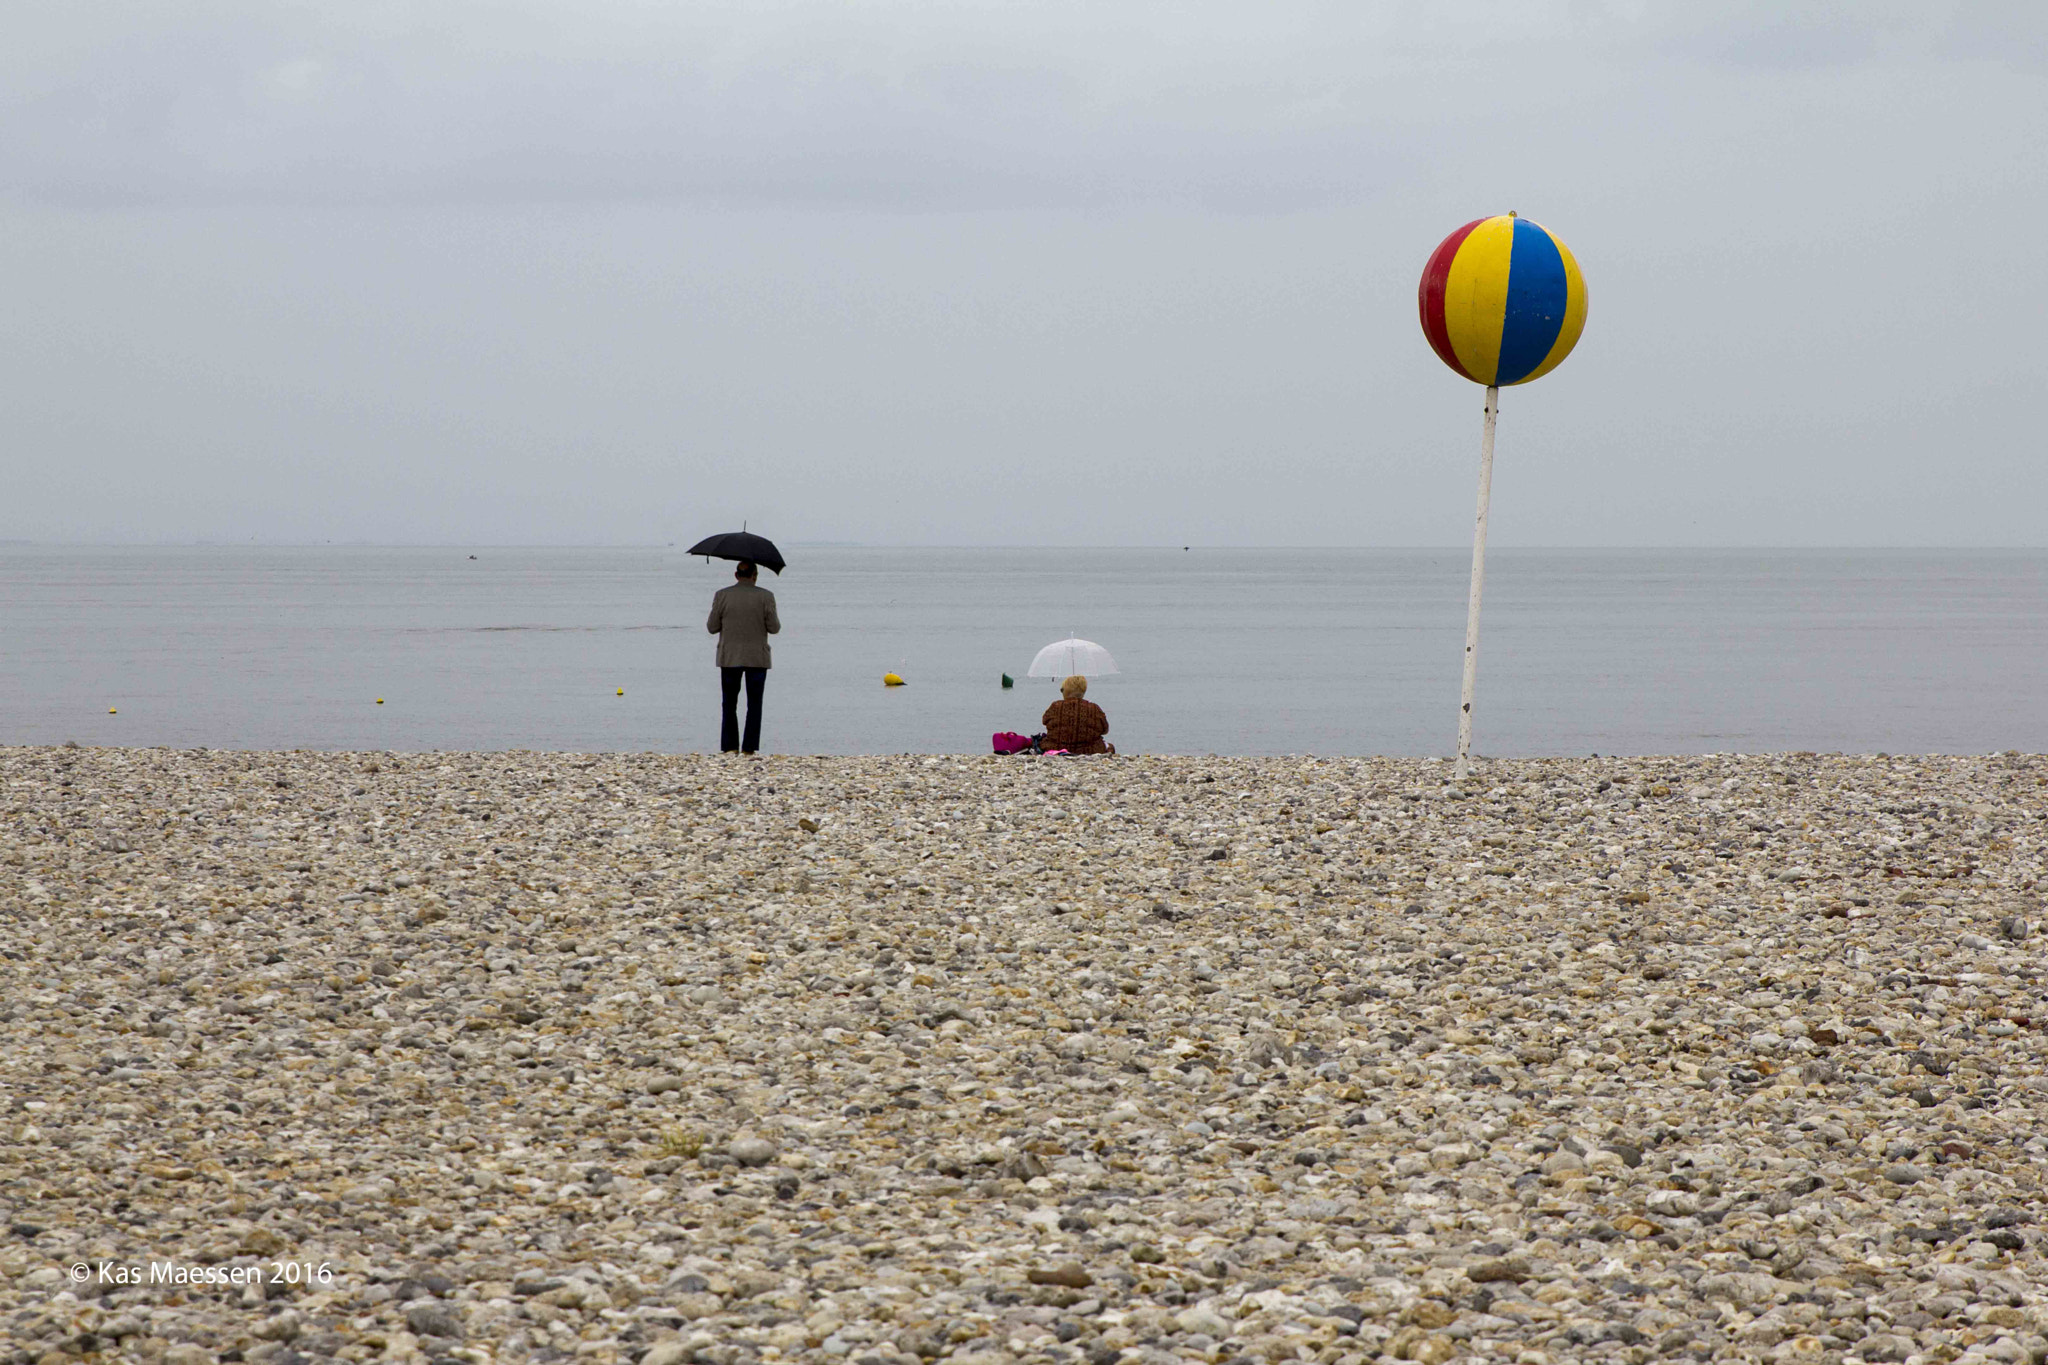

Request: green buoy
left=1000, top=673, right=1014, bottom=689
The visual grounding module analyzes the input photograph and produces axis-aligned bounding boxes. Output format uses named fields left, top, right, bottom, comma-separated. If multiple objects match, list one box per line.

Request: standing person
left=706, top=561, right=780, bottom=754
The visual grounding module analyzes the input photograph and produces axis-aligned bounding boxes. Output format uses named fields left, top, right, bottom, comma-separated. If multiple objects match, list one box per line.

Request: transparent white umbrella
left=1028, top=638, right=1119, bottom=679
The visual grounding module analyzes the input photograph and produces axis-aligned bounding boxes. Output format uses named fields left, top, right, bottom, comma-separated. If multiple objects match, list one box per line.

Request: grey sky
left=3, top=1, right=2043, bottom=546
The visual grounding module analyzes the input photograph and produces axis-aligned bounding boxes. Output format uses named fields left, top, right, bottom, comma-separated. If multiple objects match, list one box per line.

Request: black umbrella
left=686, top=531, right=785, bottom=575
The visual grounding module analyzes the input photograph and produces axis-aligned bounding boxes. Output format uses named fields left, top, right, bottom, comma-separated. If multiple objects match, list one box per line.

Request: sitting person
left=1041, top=675, right=1115, bottom=754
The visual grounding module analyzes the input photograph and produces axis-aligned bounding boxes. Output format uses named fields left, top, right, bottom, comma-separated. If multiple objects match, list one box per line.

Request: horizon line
left=7, top=541, right=2048, bottom=553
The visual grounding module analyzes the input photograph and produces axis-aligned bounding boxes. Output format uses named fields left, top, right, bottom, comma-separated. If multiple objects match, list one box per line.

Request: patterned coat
left=1041, top=698, right=1111, bottom=754
left=706, top=583, right=780, bottom=668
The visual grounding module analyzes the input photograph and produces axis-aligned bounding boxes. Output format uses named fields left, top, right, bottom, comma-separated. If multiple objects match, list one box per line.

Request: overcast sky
left=2, top=1, right=2043, bottom=546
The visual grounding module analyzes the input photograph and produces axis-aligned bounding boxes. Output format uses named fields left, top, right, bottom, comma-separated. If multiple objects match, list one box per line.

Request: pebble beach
left=5, top=746, right=2048, bottom=1365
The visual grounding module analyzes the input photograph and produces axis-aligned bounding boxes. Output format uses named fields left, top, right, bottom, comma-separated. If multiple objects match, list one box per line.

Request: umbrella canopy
left=1028, top=638, right=1119, bottom=678
left=687, top=531, right=785, bottom=575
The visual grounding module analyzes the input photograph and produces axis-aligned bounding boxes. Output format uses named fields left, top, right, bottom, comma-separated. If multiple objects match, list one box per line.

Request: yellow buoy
left=882, top=673, right=905, bottom=687
left=109, top=708, right=117, bottom=714
left=617, top=688, right=624, bottom=696
left=376, top=698, right=385, bottom=705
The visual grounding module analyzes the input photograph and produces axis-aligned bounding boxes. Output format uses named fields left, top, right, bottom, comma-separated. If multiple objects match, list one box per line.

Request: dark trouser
left=720, top=667, right=766, bottom=753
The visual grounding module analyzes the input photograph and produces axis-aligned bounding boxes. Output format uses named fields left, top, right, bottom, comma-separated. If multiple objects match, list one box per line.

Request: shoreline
left=14, top=744, right=2031, bottom=761
left=4, top=747, right=2047, bottom=1364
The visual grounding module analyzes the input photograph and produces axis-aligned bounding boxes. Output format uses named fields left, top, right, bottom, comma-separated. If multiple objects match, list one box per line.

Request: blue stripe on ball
left=1495, top=220, right=1569, bottom=386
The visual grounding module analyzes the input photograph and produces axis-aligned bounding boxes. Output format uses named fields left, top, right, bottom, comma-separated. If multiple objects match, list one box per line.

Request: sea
left=3, top=546, right=2046, bottom=758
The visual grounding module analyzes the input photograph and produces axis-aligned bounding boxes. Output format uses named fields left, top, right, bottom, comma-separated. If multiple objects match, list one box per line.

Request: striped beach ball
left=1418, top=214, right=1587, bottom=387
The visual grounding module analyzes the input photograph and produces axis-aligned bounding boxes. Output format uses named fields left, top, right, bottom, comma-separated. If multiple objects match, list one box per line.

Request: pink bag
left=991, top=731, right=1032, bottom=754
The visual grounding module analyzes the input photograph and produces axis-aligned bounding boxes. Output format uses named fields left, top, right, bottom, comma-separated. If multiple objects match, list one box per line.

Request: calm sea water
left=3, top=546, right=2045, bottom=757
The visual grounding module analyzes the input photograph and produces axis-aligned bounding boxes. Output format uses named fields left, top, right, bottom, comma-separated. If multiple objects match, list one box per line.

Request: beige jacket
left=706, top=582, right=780, bottom=668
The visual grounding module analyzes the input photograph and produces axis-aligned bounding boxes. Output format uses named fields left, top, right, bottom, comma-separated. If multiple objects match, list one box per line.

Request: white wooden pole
left=1454, top=385, right=1498, bottom=781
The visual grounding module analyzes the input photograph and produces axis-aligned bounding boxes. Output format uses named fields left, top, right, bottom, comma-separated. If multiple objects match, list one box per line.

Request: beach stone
left=251, top=1309, right=301, bottom=1341
left=404, top=1303, right=463, bottom=1339
left=1698, top=1272, right=1784, bottom=1307
left=1174, top=1303, right=1232, bottom=1337
left=728, top=1136, right=779, bottom=1167
left=672, top=1291, right=724, bottom=1319
left=1467, top=1258, right=1531, bottom=1284
left=5, top=747, right=2048, bottom=1363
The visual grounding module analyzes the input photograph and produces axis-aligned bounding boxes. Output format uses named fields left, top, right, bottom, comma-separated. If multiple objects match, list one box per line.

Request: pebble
left=1467, top=1256, right=1531, bottom=1283
left=727, top=1136, right=780, bottom=1168
left=3, top=747, right=2048, bottom=1365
